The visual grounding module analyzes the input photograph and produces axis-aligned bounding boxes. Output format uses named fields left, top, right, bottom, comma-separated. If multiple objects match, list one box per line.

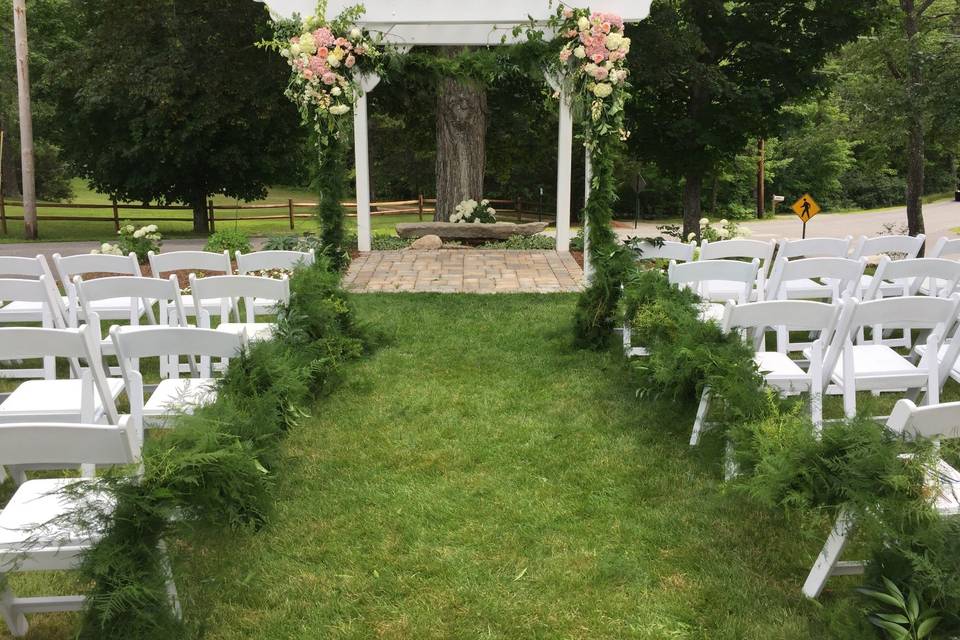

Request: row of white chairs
left=0, top=324, right=249, bottom=636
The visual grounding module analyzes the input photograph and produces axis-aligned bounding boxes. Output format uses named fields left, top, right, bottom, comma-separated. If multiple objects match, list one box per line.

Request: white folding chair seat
left=190, top=274, right=289, bottom=343
left=816, top=296, right=960, bottom=418
left=802, top=399, right=960, bottom=599
left=0, top=418, right=164, bottom=637
left=697, top=239, right=775, bottom=304
left=236, top=250, right=313, bottom=314
left=690, top=300, right=840, bottom=446
left=111, top=326, right=245, bottom=427
left=0, top=326, right=121, bottom=429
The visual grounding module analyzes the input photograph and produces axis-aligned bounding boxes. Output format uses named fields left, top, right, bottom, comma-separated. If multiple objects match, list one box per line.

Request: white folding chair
left=52, top=253, right=155, bottom=326
left=147, top=250, right=233, bottom=322
left=768, top=237, right=853, bottom=300
left=75, top=275, right=189, bottom=376
left=698, top=239, right=776, bottom=302
left=111, top=326, right=245, bottom=428
left=0, top=326, right=121, bottom=428
left=622, top=240, right=697, bottom=356
left=690, top=300, right=841, bottom=446
left=850, top=234, right=925, bottom=298
left=668, top=259, right=760, bottom=324
left=0, top=416, right=168, bottom=637
left=919, top=237, right=960, bottom=295
left=189, top=274, right=289, bottom=342
left=0, top=277, right=69, bottom=379
left=0, top=255, right=67, bottom=325
left=802, top=398, right=960, bottom=599
left=818, top=296, right=960, bottom=419
left=237, top=250, right=315, bottom=314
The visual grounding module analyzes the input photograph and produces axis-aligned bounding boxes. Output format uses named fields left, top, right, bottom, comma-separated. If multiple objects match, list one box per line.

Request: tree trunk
left=13, top=0, right=36, bottom=239
left=191, top=193, right=209, bottom=234
left=435, top=51, right=487, bottom=222
left=903, top=1, right=926, bottom=240
left=682, top=171, right=703, bottom=242
left=756, top=138, right=766, bottom=219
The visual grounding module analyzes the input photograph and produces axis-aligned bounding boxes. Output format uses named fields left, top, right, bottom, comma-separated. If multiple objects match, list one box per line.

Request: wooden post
left=208, top=199, right=215, bottom=232
left=0, top=182, right=6, bottom=236
left=287, top=198, right=295, bottom=230
left=756, top=138, right=766, bottom=219
left=418, top=194, right=424, bottom=222
left=111, top=198, right=120, bottom=233
left=516, top=195, right=523, bottom=223
left=13, top=0, right=37, bottom=239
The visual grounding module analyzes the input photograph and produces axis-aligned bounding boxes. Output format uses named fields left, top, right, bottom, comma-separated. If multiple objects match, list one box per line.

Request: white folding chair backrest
left=851, top=234, right=925, bottom=260
left=630, top=240, right=696, bottom=263
left=668, top=259, right=760, bottom=304
left=0, top=255, right=67, bottom=317
left=699, top=239, right=776, bottom=271
left=190, top=275, right=290, bottom=324
left=236, top=250, right=315, bottom=274
left=888, top=399, right=960, bottom=442
left=846, top=295, right=959, bottom=335
left=0, top=325, right=118, bottom=424
left=111, top=326, right=245, bottom=381
left=76, top=275, right=186, bottom=327
left=722, top=299, right=840, bottom=351
left=148, top=250, right=232, bottom=277
left=866, top=257, right=960, bottom=299
left=930, top=237, right=960, bottom=260
left=53, top=252, right=141, bottom=284
left=767, top=257, right=866, bottom=301
left=0, top=420, right=139, bottom=468
left=774, top=237, right=853, bottom=261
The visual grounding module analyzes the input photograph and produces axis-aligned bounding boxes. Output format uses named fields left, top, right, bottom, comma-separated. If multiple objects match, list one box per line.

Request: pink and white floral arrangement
left=265, top=2, right=383, bottom=135
left=553, top=6, right=631, bottom=136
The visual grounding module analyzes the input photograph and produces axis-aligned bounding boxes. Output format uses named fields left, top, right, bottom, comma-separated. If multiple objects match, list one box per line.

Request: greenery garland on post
left=545, top=7, right=635, bottom=348
left=261, top=1, right=385, bottom=270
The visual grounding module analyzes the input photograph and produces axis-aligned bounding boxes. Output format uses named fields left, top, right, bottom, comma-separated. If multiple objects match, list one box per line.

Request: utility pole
left=756, top=138, right=765, bottom=219
left=13, top=0, right=37, bottom=239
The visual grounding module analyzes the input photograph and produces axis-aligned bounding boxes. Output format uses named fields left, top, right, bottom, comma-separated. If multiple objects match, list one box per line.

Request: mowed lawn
left=157, top=294, right=871, bottom=639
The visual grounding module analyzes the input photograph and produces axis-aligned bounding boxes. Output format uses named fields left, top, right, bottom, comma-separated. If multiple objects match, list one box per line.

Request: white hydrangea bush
left=92, top=223, right=163, bottom=262
left=450, top=199, right=497, bottom=224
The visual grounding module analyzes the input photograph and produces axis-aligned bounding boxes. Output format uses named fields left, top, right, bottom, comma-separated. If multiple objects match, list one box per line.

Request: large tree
left=627, top=0, right=879, bottom=240
left=51, top=0, right=301, bottom=233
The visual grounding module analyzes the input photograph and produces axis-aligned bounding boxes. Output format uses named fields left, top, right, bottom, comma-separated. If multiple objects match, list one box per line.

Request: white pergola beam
left=353, top=73, right=381, bottom=253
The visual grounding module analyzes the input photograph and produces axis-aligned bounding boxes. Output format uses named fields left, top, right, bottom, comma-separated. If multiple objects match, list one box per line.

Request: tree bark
left=435, top=50, right=488, bottom=222
left=682, top=171, right=703, bottom=242
left=191, top=192, right=209, bottom=234
left=902, top=0, right=926, bottom=240
left=13, top=0, right=36, bottom=238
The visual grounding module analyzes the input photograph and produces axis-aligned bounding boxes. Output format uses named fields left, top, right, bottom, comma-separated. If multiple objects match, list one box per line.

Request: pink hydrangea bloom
left=313, top=27, right=335, bottom=47
left=322, top=72, right=337, bottom=85
left=592, top=12, right=624, bottom=30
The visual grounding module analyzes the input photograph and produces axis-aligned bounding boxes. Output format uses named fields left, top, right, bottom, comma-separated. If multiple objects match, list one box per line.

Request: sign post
left=790, top=193, right=821, bottom=239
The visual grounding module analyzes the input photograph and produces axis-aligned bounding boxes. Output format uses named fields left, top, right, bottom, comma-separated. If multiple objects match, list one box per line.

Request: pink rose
left=318, top=46, right=329, bottom=58
left=609, top=50, right=623, bottom=62
left=322, top=72, right=337, bottom=85
left=592, top=52, right=606, bottom=64
left=563, top=8, right=574, bottom=18
left=593, top=66, right=609, bottom=80
left=602, top=22, right=611, bottom=34
left=303, top=68, right=313, bottom=79
left=355, top=46, right=365, bottom=55
left=559, top=49, right=572, bottom=62
left=345, top=54, right=356, bottom=68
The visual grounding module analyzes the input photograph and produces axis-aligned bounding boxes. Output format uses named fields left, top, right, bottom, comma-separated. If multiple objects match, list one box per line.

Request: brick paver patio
left=343, top=250, right=584, bottom=293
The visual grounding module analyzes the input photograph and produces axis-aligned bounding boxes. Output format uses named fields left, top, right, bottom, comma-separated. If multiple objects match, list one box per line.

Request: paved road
left=614, top=199, right=960, bottom=250
left=0, top=237, right=267, bottom=262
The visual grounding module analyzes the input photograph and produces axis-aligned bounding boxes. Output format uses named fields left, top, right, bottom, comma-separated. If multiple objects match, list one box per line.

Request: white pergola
left=264, top=1, right=651, bottom=257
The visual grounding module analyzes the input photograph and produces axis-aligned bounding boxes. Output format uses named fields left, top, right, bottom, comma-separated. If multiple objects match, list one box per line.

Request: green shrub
left=205, top=229, right=252, bottom=254
left=480, top=235, right=556, bottom=250
left=263, top=233, right=325, bottom=252
left=371, top=235, right=413, bottom=251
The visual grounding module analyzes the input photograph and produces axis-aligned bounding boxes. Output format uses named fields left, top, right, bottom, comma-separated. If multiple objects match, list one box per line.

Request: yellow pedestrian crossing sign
left=791, top=194, right=821, bottom=222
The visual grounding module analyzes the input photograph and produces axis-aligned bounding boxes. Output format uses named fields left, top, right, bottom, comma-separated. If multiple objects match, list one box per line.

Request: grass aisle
left=177, top=294, right=868, bottom=639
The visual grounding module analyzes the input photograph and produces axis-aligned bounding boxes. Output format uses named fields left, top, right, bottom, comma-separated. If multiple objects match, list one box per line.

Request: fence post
left=516, top=195, right=523, bottom=223
left=207, top=199, right=215, bottom=233
left=418, top=194, right=424, bottom=222
left=111, top=198, right=120, bottom=233
left=0, top=189, right=6, bottom=235
left=288, top=198, right=295, bottom=230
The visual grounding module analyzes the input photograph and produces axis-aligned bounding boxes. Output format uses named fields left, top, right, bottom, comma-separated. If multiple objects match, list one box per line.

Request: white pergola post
left=548, top=76, right=573, bottom=253
left=583, top=148, right=593, bottom=282
left=353, top=72, right=381, bottom=253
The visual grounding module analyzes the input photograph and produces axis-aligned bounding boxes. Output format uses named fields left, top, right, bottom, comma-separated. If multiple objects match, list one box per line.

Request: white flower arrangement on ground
left=687, top=218, right=752, bottom=244
left=449, top=199, right=497, bottom=224
left=92, top=223, right=162, bottom=262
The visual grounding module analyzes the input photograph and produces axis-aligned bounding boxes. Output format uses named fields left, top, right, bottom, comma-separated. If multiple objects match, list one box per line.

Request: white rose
left=605, top=33, right=624, bottom=51
left=577, top=16, right=590, bottom=30
left=329, top=104, right=350, bottom=115
left=593, top=83, right=613, bottom=98
left=328, top=56, right=340, bottom=68
left=331, top=86, right=342, bottom=96
left=349, top=27, right=362, bottom=39
left=299, top=32, right=317, bottom=55
left=290, top=43, right=302, bottom=57
left=573, top=46, right=586, bottom=59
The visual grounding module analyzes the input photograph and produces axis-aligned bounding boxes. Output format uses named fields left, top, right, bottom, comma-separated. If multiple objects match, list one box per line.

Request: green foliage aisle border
left=261, top=2, right=387, bottom=270
left=42, top=259, right=371, bottom=639
left=622, top=267, right=960, bottom=632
